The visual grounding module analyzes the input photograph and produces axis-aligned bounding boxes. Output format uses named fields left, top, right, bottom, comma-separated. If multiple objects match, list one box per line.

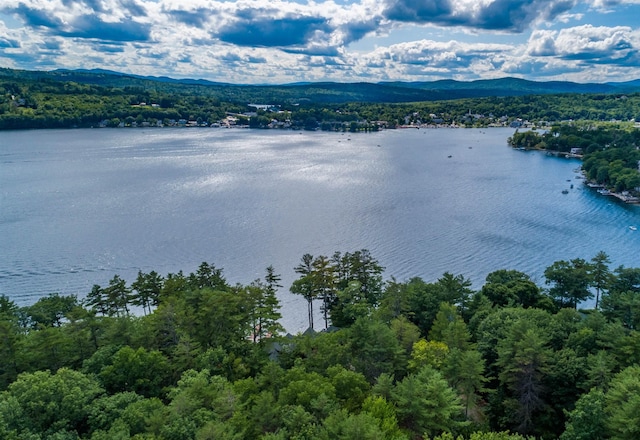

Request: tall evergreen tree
left=312, top=255, right=336, bottom=329
left=103, top=275, right=132, bottom=317
left=590, top=252, right=612, bottom=310
left=392, top=365, right=464, bottom=437
left=247, top=267, right=283, bottom=343
left=85, top=284, right=109, bottom=316
left=131, top=270, right=163, bottom=315
left=291, top=254, right=316, bottom=330
left=188, top=262, right=227, bottom=291
left=496, top=321, right=550, bottom=436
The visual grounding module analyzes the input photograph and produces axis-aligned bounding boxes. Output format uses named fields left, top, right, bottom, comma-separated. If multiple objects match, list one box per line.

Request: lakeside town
left=93, top=102, right=540, bottom=130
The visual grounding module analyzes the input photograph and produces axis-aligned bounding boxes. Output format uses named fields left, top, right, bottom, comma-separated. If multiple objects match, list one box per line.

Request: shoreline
left=583, top=179, right=640, bottom=204
left=513, top=147, right=640, bottom=205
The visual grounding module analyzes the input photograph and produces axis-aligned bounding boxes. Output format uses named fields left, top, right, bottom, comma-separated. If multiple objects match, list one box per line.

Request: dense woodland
left=508, top=124, right=640, bottom=194
left=3, top=68, right=640, bottom=131
left=2, top=248, right=640, bottom=440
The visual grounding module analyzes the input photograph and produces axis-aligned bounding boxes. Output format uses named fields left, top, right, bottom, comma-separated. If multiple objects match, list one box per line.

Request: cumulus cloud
left=62, top=14, right=151, bottom=41
left=217, top=14, right=331, bottom=47
left=165, top=8, right=214, bottom=28
left=0, top=36, right=20, bottom=48
left=382, top=0, right=579, bottom=32
left=384, top=0, right=457, bottom=23
left=3, top=0, right=151, bottom=42
left=588, top=0, right=626, bottom=11
left=1, top=0, right=640, bottom=82
left=5, top=3, right=65, bottom=29
left=88, top=41, right=127, bottom=52
left=358, top=39, right=514, bottom=79
left=527, top=24, right=640, bottom=65
left=527, top=29, right=558, bottom=56
left=473, top=0, right=577, bottom=32
left=337, top=16, right=382, bottom=45
left=502, top=56, right=582, bottom=77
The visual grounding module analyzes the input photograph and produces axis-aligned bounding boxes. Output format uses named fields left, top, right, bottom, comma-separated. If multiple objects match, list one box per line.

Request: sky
left=1, top=0, right=640, bottom=84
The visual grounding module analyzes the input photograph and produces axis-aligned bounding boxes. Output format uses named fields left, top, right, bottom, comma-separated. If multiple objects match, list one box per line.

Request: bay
left=1, top=127, right=639, bottom=332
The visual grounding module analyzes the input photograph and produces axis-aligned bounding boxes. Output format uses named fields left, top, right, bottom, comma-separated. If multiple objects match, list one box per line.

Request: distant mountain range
left=2, top=67, right=639, bottom=104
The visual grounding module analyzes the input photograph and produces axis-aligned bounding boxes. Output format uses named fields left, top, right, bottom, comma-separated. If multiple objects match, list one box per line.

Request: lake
left=1, top=127, right=639, bottom=331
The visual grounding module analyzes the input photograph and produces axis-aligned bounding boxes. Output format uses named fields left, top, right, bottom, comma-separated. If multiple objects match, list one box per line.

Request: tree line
left=2, top=249, right=640, bottom=439
left=3, top=72, right=640, bottom=130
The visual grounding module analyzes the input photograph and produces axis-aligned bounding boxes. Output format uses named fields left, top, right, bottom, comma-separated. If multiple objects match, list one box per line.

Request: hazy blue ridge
left=3, top=67, right=640, bottom=104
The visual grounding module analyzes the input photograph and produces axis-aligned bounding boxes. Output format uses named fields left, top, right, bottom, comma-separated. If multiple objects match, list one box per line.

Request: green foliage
left=0, top=311, right=22, bottom=389
left=428, top=433, right=531, bottom=440
left=444, top=349, right=488, bottom=419
left=290, top=250, right=384, bottom=329
left=361, top=395, right=406, bottom=439
left=6, top=67, right=640, bottom=131
left=87, top=391, right=144, bottom=434
left=98, top=346, right=172, bottom=397
left=389, top=315, right=421, bottom=355
left=560, top=388, right=607, bottom=440
left=245, top=268, right=284, bottom=343
left=392, top=365, right=465, bottom=437
left=429, top=303, right=472, bottom=351
left=409, top=339, right=450, bottom=372
left=326, top=365, right=371, bottom=411
left=601, top=286, right=640, bottom=330
left=131, top=270, right=163, bottom=315
left=348, top=317, right=406, bottom=382
left=496, top=319, right=550, bottom=436
left=605, top=365, right=640, bottom=440
left=4, top=250, right=640, bottom=438
left=4, top=368, right=103, bottom=437
left=545, top=259, right=594, bottom=309
left=22, top=293, right=78, bottom=328
left=278, top=365, right=337, bottom=416
left=168, top=369, right=237, bottom=422
left=507, top=130, right=544, bottom=149
left=480, top=270, right=545, bottom=309
left=323, top=409, right=390, bottom=439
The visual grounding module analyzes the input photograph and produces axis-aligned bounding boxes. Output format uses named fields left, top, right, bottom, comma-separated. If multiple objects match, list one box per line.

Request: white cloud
left=1, top=0, right=640, bottom=82
left=527, top=24, right=639, bottom=65
left=355, top=39, right=515, bottom=80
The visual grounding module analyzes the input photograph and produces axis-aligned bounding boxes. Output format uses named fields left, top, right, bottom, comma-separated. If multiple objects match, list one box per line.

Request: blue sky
left=1, top=0, right=640, bottom=84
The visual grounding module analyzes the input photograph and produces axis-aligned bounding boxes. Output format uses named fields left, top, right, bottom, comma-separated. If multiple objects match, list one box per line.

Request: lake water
left=1, top=127, right=639, bottom=331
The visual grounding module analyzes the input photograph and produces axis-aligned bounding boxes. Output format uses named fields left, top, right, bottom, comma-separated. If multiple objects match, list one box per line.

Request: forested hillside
left=2, top=67, right=640, bottom=130
left=2, top=249, right=640, bottom=439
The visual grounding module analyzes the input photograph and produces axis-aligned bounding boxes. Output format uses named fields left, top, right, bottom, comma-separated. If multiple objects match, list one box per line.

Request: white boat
left=630, top=226, right=637, bottom=231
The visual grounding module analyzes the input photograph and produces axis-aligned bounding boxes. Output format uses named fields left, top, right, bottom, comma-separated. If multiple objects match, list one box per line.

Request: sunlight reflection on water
left=1, top=127, right=639, bottom=331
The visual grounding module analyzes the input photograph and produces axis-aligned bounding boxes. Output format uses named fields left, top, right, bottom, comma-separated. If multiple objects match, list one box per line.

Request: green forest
left=2, top=248, right=640, bottom=440
left=3, top=68, right=640, bottom=131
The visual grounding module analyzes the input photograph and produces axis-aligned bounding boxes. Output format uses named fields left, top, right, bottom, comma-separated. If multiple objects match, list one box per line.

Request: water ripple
left=2, top=128, right=639, bottom=330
